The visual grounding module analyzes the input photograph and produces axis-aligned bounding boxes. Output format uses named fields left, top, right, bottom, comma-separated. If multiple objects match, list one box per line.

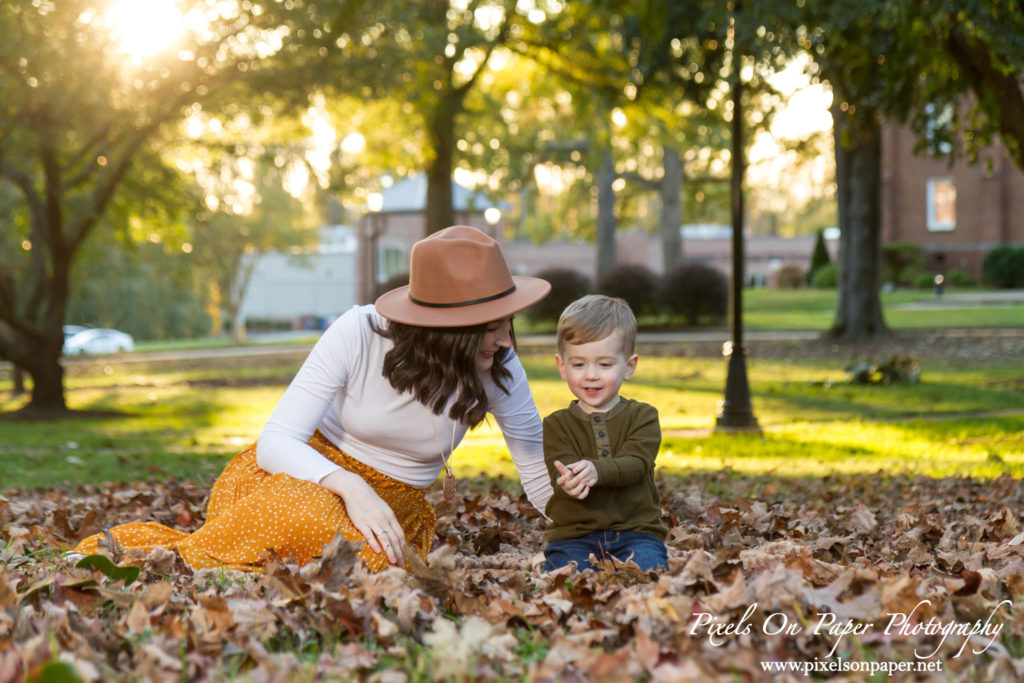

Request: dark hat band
left=408, top=284, right=517, bottom=309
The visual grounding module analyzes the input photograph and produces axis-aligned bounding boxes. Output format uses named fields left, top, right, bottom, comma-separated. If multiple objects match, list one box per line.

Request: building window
left=926, top=178, right=956, bottom=231
left=376, top=244, right=407, bottom=283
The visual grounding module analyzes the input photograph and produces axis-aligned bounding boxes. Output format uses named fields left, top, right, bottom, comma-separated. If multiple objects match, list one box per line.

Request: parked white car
left=63, top=324, right=90, bottom=340
left=62, top=328, right=135, bottom=356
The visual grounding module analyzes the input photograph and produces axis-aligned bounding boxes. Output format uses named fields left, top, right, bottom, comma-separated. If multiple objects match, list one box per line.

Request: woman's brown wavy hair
left=373, top=318, right=516, bottom=427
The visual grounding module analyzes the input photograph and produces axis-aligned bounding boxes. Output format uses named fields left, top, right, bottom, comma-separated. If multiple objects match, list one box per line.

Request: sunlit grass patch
left=520, top=353, right=1024, bottom=427
left=2, top=350, right=1023, bottom=491
left=656, top=416, right=1024, bottom=480
left=456, top=357, right=1024, bottom=484
left=740, top=288, right=1024, bottom=331
left=0, top=384, right=280, bottom=489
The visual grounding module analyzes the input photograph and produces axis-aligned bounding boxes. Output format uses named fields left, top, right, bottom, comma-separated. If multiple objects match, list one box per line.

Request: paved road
left=34, top=329, right=819, bottom=367
left=0, top=340, right=314, bottom=374
left=890, top=290, right=1024, bottom=309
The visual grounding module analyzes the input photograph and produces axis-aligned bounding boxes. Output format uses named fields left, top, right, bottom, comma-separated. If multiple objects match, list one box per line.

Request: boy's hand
left=554, top=460, right=598, bottom=499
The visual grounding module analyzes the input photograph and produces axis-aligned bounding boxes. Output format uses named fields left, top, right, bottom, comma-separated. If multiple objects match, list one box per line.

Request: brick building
left=357, top=174, right=504, bottom=303
left=881, top=126, right=1024, bottom=278
left=362, top=175, right=834, bottom=295
left=500, top=226, right=835, bottom=287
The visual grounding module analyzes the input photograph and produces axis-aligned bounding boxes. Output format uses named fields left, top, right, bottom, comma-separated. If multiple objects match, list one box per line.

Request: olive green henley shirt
left=542, top=398, right=667, bottom=542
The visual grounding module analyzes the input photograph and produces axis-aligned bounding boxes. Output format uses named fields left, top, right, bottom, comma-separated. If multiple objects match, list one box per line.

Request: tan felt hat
left=374, top=225, right=550, bottom=327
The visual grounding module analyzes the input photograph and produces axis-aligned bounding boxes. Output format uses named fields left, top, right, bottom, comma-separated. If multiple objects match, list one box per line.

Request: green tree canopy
left=0, top=0, right=315, bottom=413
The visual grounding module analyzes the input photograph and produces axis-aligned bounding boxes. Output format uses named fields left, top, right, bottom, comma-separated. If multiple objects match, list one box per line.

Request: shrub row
left=795, top=262, right=972, bottom=290
left=373, top=264, right=727, bottom=325
left=524, top=263, right=728, bottom=325
left=794, top=240, right=985, bottom=290
left=982, top=246, right=1024, bottom=289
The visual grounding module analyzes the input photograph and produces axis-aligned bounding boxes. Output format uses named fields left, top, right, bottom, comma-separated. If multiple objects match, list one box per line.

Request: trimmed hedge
left=912, top=271, right=937, bottom=289
left=945, top=268, right=975, bottom=287
left=597, top=264, right=660, bottom=316
left=523, top=267, right=592, bottom=322
left=658, top=262, right=728, bottom=325
left=776, top=264, right=805, bottom=289
left=982, top=246, right=1024, bottom=289
left=882, top=242, right=925, bottom=287
left=811, top=263, right=838, bottom=288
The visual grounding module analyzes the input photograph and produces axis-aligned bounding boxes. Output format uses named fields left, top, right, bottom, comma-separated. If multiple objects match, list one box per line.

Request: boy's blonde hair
left=556, top=294, right=637, bottom=356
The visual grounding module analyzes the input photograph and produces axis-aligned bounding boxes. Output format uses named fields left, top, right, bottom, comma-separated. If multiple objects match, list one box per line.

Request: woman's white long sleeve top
left=256, top=304, right=552, bottom=512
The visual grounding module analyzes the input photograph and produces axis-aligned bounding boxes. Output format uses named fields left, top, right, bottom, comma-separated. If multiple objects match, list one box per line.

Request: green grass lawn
left=512, top=287, right=1024, bottom=334
left=741, top=288, right=1024, bottom=331
left=43, top=288, right=1021, bottom=356
left=2, top=352, right=1022, bottom=491
left=457, top=353, right=1024, bottom=482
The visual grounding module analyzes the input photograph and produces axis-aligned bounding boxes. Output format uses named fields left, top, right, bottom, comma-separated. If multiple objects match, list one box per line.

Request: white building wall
left=238, top=251, right=357, bottom=322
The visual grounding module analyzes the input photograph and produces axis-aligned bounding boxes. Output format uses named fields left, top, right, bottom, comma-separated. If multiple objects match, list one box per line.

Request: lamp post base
left=715, top=343, right=761, bottom=433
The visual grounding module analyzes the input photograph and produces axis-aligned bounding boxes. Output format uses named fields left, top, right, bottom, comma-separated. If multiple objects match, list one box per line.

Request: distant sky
left=767, top=58, right=834, bottom=140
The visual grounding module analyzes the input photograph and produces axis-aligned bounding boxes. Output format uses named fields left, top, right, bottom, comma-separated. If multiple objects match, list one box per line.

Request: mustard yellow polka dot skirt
left=74, top=431, right=436, bottom=573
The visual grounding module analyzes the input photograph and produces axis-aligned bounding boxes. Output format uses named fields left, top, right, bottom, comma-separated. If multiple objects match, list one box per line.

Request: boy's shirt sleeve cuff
left=592, top=457, right=621, bottom=486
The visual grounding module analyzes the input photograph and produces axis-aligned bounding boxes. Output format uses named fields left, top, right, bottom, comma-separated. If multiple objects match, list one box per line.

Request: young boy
left=542, top=294, right=668, bottom=572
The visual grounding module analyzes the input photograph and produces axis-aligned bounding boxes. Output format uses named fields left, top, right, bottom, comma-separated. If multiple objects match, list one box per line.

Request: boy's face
left=555, top=331, right=638, bottom=414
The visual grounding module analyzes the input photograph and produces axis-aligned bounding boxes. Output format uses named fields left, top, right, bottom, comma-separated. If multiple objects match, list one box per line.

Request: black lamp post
left=715, top=18, right=760, bottom=433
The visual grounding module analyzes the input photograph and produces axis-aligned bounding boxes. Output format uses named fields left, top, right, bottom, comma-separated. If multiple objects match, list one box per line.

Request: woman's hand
left=319, top=469, right=406, bottom=566
left=554, top=460, right=598, bottom=500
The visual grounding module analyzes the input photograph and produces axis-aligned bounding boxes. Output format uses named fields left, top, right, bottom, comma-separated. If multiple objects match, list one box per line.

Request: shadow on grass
left=0, top=406, right=132, bottom=422
left=0, top=392, right=238, bottom=490
left=752, top=379, right=1024, bottom=423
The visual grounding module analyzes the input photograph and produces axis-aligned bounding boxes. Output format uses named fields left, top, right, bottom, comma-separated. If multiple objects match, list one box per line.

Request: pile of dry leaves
left=2, top=472, right=1023, bottom=681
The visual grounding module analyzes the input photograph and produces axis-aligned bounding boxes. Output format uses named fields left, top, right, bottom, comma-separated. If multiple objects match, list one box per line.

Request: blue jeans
left=544, top=530, right=668, bottom=572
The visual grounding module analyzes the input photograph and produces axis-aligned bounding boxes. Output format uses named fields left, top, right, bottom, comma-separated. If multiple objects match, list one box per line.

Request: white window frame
left=926, top=177, right=956, bottom=232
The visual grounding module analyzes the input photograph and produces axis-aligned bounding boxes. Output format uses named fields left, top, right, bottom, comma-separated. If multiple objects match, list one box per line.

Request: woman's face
left=476, top=317, right=513, bottom=372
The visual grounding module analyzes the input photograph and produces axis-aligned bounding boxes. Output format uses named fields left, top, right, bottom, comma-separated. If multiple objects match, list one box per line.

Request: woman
left=73, top=225, right=552, bottom=572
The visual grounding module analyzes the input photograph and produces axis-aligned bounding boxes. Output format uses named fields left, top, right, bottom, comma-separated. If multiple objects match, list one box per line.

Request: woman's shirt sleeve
left=487, top=350, right=554, bottom=514
left=255, top=309, right=359, bottom=484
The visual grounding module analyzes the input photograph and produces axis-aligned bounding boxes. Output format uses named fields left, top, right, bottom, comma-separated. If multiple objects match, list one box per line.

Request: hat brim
left=375, top=276, right=551, bottom=327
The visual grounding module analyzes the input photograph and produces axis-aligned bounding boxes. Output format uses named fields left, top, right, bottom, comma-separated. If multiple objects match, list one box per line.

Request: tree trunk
left=12, top=366, right=25, bottom=396
left=7, top=331, right=67, bottom=414
left=827, top=103, right=889, bottom=341
left=595, top=148, right=617, bottom=277
left=226, top=252, right=259, bottom=344
left=660, top=145, right=684, bottom=273
left=7, top=249, right=73, bottom=414
left=425, top=98, right=457, bottom=236
left=26, top=355, right=66, bottom=414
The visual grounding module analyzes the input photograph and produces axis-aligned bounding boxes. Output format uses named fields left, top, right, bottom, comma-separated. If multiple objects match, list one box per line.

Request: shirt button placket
left=591, top=414, right=611, bottom=459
